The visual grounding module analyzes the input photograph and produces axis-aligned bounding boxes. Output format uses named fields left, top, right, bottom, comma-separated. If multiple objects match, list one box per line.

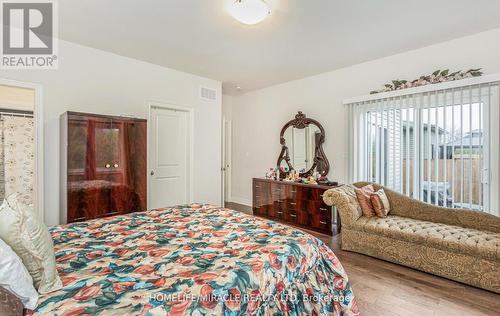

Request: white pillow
left=0, top=238, right=38, bottom=309
left=0, top=194, right=62, bottom=294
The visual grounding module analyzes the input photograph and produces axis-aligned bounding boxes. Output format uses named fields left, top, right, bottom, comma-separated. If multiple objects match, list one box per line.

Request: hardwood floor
left=227, top=203, right=500, bottom=316
left=225, top=201, right=253, bottom=215
left=313, top=233, right=500, bottom=316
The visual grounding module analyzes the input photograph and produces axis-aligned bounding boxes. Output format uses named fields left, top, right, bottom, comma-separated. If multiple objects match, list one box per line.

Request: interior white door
left=150, top=107, right=190, bottom=208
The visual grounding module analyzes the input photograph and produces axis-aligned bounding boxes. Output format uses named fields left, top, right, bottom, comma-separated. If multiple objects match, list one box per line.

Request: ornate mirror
left=277, top=111, right=329, bottom=177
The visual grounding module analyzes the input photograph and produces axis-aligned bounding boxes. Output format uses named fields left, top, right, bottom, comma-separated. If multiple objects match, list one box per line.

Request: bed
left=33, top=204, right=359, bottom=315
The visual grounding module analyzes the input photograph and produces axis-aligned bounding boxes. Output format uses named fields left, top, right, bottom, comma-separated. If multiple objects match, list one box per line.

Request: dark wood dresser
left=252, top=178, right=339, bottom=235
left=60, top=112, right=147, bottom=223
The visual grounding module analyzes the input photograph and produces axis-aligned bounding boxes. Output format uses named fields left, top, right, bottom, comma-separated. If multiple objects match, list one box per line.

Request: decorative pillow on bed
left=370, top=188, right=391, bottom=217
left=354, top=184, right=376, bottom=217
left=0, top=238, right=38, bottom=309
left=0, top=194, right=62, bottom=294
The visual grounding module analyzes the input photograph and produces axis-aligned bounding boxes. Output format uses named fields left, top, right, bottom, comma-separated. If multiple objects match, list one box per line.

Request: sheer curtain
left=0, top=115, right=35, bottom=205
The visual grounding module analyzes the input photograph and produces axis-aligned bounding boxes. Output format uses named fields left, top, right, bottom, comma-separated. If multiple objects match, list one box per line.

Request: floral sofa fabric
left=323, top=183, right=500, bottom=294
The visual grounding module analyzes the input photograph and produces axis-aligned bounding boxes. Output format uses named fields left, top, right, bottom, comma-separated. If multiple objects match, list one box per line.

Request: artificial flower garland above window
left=370, top=68, right=483, bottom=94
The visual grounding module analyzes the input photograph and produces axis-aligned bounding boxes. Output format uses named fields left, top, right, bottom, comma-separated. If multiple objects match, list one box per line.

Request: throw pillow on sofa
left=370, top=188, right=391, bottom=217
left=354, top=184, right=376, bottom=217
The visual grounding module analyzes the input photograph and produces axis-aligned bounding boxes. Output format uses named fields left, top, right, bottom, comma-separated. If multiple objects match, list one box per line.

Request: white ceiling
left=60, top=0, right=500, bottom=94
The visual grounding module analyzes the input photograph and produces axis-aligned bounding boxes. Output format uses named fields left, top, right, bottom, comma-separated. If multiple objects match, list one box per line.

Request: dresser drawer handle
left=255, top=185, right=261, bottom=188
left=290, top=214, right=297, bottom=218
left=320, top=221, right=327, bottom=225
left=278, top=211, right=283, bottom=214
left=290, top=202, right=297, bottom=205
left=255, top=195, right=260, bottom=198
left=320, top=207, right=327, bottom=211
left=291, top=190, right=297, bottom=193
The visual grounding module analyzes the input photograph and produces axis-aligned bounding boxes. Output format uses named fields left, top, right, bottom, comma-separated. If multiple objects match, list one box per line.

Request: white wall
left=229, top=27, right=500, bottom=205
left=0, top=40, right=222, bottom=226
left=222, top=94, right=233, bottom=120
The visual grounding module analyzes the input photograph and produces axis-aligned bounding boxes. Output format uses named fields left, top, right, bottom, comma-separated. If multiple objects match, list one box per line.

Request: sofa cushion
left=352, top=215, right=500, bottom=261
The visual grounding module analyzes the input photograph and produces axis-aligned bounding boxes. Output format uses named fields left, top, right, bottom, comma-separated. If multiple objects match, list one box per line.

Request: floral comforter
left=35, top=205, right=358, bottom=315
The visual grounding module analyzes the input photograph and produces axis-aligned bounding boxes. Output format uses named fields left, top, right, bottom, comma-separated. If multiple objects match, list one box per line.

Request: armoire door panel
left=62, top=112, right=147, bottom=223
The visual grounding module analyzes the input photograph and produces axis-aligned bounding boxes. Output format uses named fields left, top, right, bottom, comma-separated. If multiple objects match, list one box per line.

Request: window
left=347, top=79, right=500, bottom=216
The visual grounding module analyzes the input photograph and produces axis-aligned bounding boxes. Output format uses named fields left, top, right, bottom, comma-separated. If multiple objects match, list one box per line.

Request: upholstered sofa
left=323, top=182, right=500, bottom=293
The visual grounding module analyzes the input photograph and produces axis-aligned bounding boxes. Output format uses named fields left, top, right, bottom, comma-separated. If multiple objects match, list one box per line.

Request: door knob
left=105, top=164, right=111, bottom=168
left=114, top=164, right=119, bottom=168
left=150, top=170, right=155, bottom=176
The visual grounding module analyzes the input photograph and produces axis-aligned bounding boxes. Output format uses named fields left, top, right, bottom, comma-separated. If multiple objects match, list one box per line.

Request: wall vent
left=200, top=86, right=217, bottom=101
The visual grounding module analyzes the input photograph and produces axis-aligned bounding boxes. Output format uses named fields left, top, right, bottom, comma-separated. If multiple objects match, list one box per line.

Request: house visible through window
left=347, top=81, right=500, bottom=216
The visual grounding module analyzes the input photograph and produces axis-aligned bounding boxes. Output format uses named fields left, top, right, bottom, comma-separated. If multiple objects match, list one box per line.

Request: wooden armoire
left=60, top=112, right=147, bottom=223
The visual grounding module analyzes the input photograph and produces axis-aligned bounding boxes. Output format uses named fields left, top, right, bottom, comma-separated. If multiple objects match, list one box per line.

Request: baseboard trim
left=230, top=196, right=252, bottom=207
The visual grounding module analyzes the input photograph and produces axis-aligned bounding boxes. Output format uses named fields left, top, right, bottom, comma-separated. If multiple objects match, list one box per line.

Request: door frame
left=222, top=116, right=232, bottom=205
left=147, top=101, right=194, bottom=208
left=0, top=78, right=44, bottom=221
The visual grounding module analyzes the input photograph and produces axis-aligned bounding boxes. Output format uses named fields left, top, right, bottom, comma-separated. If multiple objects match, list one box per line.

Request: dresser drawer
left=286, top=200, right=331, bottom=217
left=308, top=201, right=332, bottom=219
left=271, top=184, right=286, bottom=200
left=253, top=205, right=265, bottom=216
left=253, top=180, right=271, bottom=217
left=271, top=200, right=286, bottom=220
left=310, top=200, right=331, bottom=232
left=253, top=180, right=270, bottom=193
left=285, top=210, right=309, bottom=226
left=286, top=199, right=305, bottom=211
left=310, top=188, right=327, bottom=201
left=310, top=215, right=331, bottom=232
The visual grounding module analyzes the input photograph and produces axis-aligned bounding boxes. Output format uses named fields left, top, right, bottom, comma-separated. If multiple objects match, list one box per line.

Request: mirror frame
left=276, top=111, right=329, bottom=178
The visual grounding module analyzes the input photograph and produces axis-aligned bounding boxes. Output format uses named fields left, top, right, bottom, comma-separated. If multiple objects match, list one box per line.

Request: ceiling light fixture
left=227, top=0, right=271, bottom=25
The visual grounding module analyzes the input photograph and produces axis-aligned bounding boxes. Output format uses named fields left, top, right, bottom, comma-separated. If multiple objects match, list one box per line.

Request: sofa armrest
left=323, top=185, right=363, bottom=228
left=353, top=182, right=500, bottom=233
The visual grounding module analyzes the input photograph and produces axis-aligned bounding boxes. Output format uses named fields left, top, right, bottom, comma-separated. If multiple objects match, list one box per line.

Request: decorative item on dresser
left=253, top=178, right=340, bottom=235
left=60, top=112, right=147, bottom=223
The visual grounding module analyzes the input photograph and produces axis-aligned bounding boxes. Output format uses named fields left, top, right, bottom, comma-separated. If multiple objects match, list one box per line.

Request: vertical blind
left=347, top=81, right=500, bottom=215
